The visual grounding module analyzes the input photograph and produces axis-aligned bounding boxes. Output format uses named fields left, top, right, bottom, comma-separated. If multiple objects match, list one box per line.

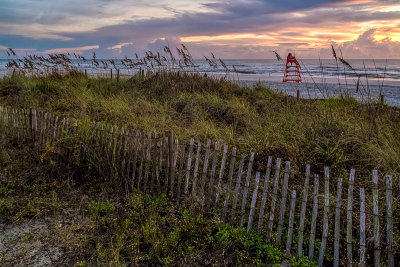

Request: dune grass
left=1, top=71, right=400, bottom=182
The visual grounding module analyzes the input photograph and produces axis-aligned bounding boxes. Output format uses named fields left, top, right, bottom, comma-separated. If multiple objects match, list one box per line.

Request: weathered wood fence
left=0, top=105, right=397, bottom=266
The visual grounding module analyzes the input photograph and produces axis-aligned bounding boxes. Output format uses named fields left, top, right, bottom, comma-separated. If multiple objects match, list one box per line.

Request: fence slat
left=285, top=190, right=297, bottom=257
left=266, top=158, right=282, bottom=242
left=184, top=138, right=195, bottom=194
left=121, top=129, right=129, bottom=195
left=257, top=156, right=273, bottom=234
left=346, top=169, right=355, bottom=266
left=222, top=147, right=236, bottom=221
left=372, top=169, right=380, bottom=267
left=239, top=152, right=255, bottom=227
left=155, top=135, right=163, bottom=193
left=137, top=130, right=145, bottom=189
left=191, top=142, right=202, bottom=196
left=199, top=139, right=211, bottom=198
left=386, top=175, right=394, bottom=267
left=206, top=141, right=220, bottom=207
left=176, top=141, right=186, bottom=201
left=131, top=131, right=140, bottom=190
left=230, top=154, right=245, bottom=224
left=297, top=164, right=310, bottom=257
left=360, top=188, right=366, bottom=267
left=276, top=161, right=290, bottom=245
left=143, top=132, right=152, bottom=192
left=333, top=178, right=343, bottom=267
left=318, top=167, right=330, bottom=267
left=151, top=135, right=160, bottom=194
left=169, top=139, right=179, bottom=195
left=309, top=174, right=320, bottom=260
left=163, top=136, right=169, bottom=193
left=247, top=171, right=260, bottom=232
left=215, top=145, right=228, bottom=204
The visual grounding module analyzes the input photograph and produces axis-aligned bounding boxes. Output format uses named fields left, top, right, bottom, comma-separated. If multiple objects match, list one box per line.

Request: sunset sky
left=1, top=0, right=400, bottom=59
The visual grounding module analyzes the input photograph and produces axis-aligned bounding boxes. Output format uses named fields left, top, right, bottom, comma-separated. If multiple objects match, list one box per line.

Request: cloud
left=338, top=29, right=400, bottom=58
left=43, top=45, right=99, bottom=54
left=1, top=0, right=400, bottom=58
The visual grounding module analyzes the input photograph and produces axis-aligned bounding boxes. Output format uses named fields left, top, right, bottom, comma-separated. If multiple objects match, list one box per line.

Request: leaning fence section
left=0, top=105, right=397, bottom=266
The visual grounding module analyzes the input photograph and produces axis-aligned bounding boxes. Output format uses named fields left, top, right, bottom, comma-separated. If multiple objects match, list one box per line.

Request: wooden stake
left=318, top=167, right=330, bottom=266
left=266, top=158, right=282, bottom=242
left=222, top=147, right=236, bottom=221
left=297, top=164, right=310, bottom=257
left=372, top=170, right=380, bottom=267
left=276, top=161, right=290, bottom=245
left=346, top=169, right=355, bottom=266
left=239, top=152, right=255, bottom=227
left=333, top=178, right=343, bottom=267
left=386, top=175, right=394, bottom=267
left=230, top=154, right=245, bottom=224
left=360, top=188, right=366, bottom=267
left=286, top=190, right=297, bottom=257
left=309, top=174, right=319, bottom=260
left=247, top=171, right=261, bottom=232
left=257, top=156, right=273, bottom=234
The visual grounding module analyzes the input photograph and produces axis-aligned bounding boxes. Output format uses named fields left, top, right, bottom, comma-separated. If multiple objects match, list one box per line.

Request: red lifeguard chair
left=283, top=53, right=302, bottom=83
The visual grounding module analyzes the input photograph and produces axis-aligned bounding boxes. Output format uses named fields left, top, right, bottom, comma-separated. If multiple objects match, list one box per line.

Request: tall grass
left=1, top=67, right=400, bottom=183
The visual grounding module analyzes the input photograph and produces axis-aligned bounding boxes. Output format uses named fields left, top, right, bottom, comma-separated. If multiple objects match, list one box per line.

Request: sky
left=1, top=0, right=400, bottom=59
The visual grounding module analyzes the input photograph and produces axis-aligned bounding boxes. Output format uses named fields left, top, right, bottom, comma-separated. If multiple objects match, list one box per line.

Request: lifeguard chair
left=283, top=53, right=302, bottom=83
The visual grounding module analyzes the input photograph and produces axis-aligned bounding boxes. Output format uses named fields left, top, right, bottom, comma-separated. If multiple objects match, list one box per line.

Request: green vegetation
left=1, top=71, right=400, bottom=179
left=0, top=140, right=317, bottom=265
left=1, top=70, right=399, bottom=265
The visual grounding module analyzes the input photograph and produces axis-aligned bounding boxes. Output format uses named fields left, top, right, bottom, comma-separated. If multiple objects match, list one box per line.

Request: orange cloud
left=43, top=45, right=99, bottom=54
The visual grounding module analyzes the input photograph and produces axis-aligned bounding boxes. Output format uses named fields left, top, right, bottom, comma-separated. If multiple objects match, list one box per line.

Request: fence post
left=143, top=132, right=152, bottom=192
left=184, top=138, right=194, bottom=194
left=167, top=130, right=174, bottom=194
left=346, top=169, right=355, bottom=266
left=318, top=167, right=330, bottom=266
left=191, top=142, right=202, bottom=196
left=309, top=174, right=319, bottom=259
left=110, top=68, right=113, bottom=79
left=360, top=188, right=366, bottom=267
left=131, top=131, right=141, bottom=190
left=176, top=141, right=186, bottom=202
left=230, top=155, right=245, bottom=224
left=372, top=170, right=380, bottom=267
left=169, top=139, right=179, bottom=195
left=333, top=178, right=343, bottom=267
left=285, top=190, right=297, bottom=257
left=206, top=141, right=220, bottom=207
left=215, top=145, right=228, bottom=204
left=276, top=161, right=290, bottom=245
left=297, top=164, right=310, bottom=257
left=199, top=139, right=211, bottom=198
left=257, top=156, right=273, bottom=234
left=116, top=68, right=120, bottom=85
left=266, top=158, right=282, bottom=242
left=247, top=171, right=260, bottom=232
left=386, top=175, right=394, bottom=267
left=222, top=147, right=236, bottom=221
left=240, top=152, right=255, bottom=227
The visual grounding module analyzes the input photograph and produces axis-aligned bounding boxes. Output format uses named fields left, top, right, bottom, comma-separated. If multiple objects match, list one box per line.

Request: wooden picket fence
left=0, top=105, right=397, bottom=266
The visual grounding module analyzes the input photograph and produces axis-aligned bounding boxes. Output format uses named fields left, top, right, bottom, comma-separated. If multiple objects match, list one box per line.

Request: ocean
left=1, top=58, right=400, bottom=106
